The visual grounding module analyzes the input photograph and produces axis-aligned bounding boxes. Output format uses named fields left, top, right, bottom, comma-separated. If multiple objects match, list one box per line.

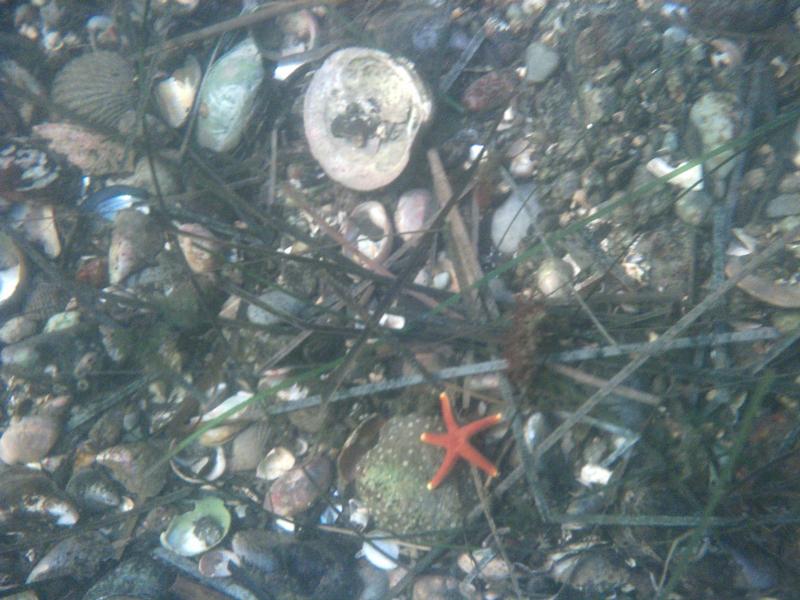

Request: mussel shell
left=82, top=555, right=174, bottom=600
left=231, top=529, right=281, bottom=576
left=83, top=185, right=148, bottom=222
left=26, top=531, right=111, bottom=583
left=0, top=465, right=79, bottom=528
left=51, top=51, right=137, bottom=129
left=95, top=441, right=168, bottom=500
left=66, top=467, right=127, bottom=513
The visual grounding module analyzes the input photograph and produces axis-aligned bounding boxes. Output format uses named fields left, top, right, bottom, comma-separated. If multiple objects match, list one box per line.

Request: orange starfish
left=420, top=392, right=503, bottom=490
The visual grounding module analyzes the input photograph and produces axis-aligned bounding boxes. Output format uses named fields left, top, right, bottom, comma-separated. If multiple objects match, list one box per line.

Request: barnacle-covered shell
left=195, top=37, right=266, bottom=152
left=303, top=47, right=433, bottom=191
left=160, top=496, right=231, bottom=557
left=51, top=51, right=137, bottom=130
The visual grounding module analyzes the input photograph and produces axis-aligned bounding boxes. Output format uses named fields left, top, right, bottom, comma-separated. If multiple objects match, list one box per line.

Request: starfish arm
left=427, top=448, right=458, bottom=490
left=439, top=392, right=458, bottom=431
left=420, top=431, right=451, bottom=448
left=459, top=442, right=499, bottom=477
left=461, top=413, right=503, bottom=437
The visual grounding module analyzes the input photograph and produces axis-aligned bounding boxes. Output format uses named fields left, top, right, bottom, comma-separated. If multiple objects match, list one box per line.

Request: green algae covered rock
left=354, top=414, right=470, bottom=540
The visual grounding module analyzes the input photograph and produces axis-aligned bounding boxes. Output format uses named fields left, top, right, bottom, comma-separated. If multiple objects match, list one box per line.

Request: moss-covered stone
left=354, top=414, right=469, bottom=541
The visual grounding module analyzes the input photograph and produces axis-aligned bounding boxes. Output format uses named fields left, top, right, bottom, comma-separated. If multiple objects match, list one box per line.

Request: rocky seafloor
left=2, top=0, right=800, bottom=598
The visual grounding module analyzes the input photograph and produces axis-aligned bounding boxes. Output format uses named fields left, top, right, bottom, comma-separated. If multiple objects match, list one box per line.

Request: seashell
left=359, top=532, right=399, bottom=571
left=9, top=202, right=60, bottom=258
left=95, top=441, right=168, bottom=500
left=264, top=454, right=332, bottom=518
left=108, top=208, right=162, bottom=285
left=462, top=70, right=517, bottom=113
left=66, top=467, right=131, bottom=513
left=155, top=55, right=201, bottom=128
left=273, top=10, right=320, bottom=81
left=0, top=233, right=26, bottom=310
left=228, top=421, right=271, bottom=472
left=0, top=414, right=61, bottom=464
left=198, top=549, right=240, bottom=578
left=256, top=446, right=296, bottom=481
left=231, top=529, right=280, bottom=576
left=82, top=555, right=173, bottom=600
left=341, top=201, right=394, bottom=266
left=646, top=157, right=703, bottom=190
left=0, top=465, right=79, bottom=527
left=170, top=444, right=226, bottom=483
left=26, top=531, right=111, bottom=583
left=51, top=51, right=137, bottom=130
left=177, top=223, right=221, bottom=274
left=196, top=37, right=266, bottom=152
left=303, top=47, right=433, bottom=191
left=160, top=496, right=231, bottom=557
left=394, top=189, right=434, bottom=245
left=83, top=185, right=148, bottom=222
left=0, top=139, right=64, bottom=197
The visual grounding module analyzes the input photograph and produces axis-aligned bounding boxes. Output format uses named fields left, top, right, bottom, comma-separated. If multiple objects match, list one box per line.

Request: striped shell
left=51, top=51, right=137, bottom=129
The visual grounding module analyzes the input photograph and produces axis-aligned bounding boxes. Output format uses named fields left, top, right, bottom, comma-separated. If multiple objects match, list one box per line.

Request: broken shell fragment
left=0, top=233, right=26, bottom=310
left=177, top=223, right=221, bottom=274
left=196, top=37, right=266, bottom=152
left=303, top=47, right=433, bottom=191
left=160, top=496, right=231, bottom=557
left=341, top=201, right=394, bottom=266
left=257, top=446, right=296, bottom=481
left=155, top=55, right=201, bottom=128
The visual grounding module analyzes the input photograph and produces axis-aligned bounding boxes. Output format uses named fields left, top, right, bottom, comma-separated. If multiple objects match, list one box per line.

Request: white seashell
left=256, top=446, right=296, bottom=481
left=360, top=533, right=399, bottom=571
left=156, top=55, right=201, bottom=128
left=646, top=157, right=704, bottom=190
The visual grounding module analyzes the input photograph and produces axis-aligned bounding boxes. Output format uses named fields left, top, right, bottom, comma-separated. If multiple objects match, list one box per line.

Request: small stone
left=44, top=310, right=80, bottom=333
left=675, top=191, right=712, bottom=226
left=524, top=42, right=559, bottom=83
left=490, top=185, right=539, bottom=255
left=766, top=194, right=800, bottom=218
left=0, top=316, right=37, bottom=344
left=246, top=290, right=306, bottom=327
left=0, top=415, right=60, bottom=464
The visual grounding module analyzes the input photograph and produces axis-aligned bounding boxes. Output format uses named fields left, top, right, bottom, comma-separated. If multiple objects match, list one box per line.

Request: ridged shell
left=51, top=51, right=137, bottom=129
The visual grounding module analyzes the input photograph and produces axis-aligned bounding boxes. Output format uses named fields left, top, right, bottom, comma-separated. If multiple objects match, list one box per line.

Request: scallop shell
left=51, top=51, right=137, bottom=129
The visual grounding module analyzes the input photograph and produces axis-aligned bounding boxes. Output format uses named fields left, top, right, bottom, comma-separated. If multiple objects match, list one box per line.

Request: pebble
left=246, top=290, right=306, bottom=326
left=524, top=42, right=559, bottom=83
left=0, top=315, right=37, bottom=344
left=675, top=190, right=712, bottom=226
left=490, top=184, right=539, bottom=254
left=765, top=194, right=800, bottom=218
left=689, top=92, right=737, bottom=183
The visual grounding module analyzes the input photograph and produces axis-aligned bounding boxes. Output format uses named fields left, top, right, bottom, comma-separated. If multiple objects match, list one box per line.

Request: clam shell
left=155, top=55, right=201, bottom=128
left=160, top=496, right=231, bottom=557
left=303, top=47, right=433, bottom=191
left=256, top=446, right=296, bottom=481
left=229, top=421, right=271, bottom=472
left=342, top=201, right=394, bottom=266
left=51, top=51, right=137, bottom=129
